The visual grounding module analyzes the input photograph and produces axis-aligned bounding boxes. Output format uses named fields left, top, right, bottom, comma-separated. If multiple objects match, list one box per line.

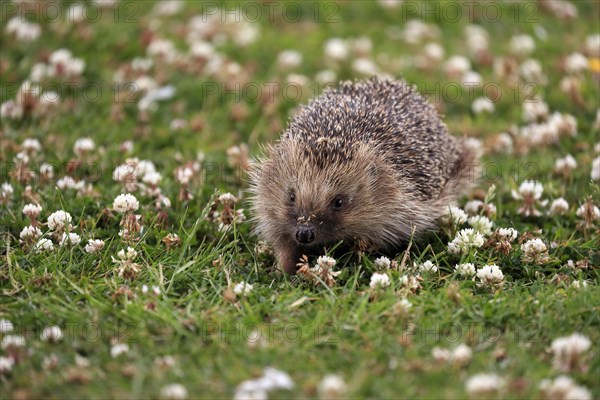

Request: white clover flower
left=315, top=69, right=337, bottom=85
left=416, top=260, right=438, bottom=273
left=1, top=101, right=24, bottom=120
left=316, top=256, right=337, bottom=269
left=550, top=198, right=570, bottom=215
left=396, top=298, right=412, bottom=312
left=39, top=91, right=60, bottom=108
left=402, top=20, right=439, bottom=44
left=551, top=333, right=591, bottom=372
left=277, top=50, right=303, bottom=70
left=1, top=335, right=25, bottom=350
left=465, top=373, right=504, bottom=397
left=378, top=0, right=402, bottom=9
left=544, top=0, right=577, bottom=19
left=85, top=239, right=105, bottom=254
left=22, top=203, right=42, bottom=219
left=117, top=247, right=138, bottom=261
left=73, top=137, right=95, bottom=157
left=432, top=347, right=451, bottom=362
left=110, top=343, right=129, bottom=358
left=539, top=375, right=591, bottom=400
left=452, top=344, right=473, bottom=364
left=20, top=225, right=42, bottom=242
left=233, top=281, right=254, bottom=296
left=521, top=238, right=549, bottom=264
left=591, top=156, right=600, bottom=181
left=554, top=154, right=577, bottom=175
left=129, top=58, right=153, bottom=73
left=398, top=275, right=421, bottom=292
left=1, top=182, right=14, bottom=201
left=0, top=320, right=14, bottom=334
left=175, top=167, right=194, bottom=185
left=317, top=374, right=347, bottom=398
left=576, top=203, right=600, bottom=221
left=60, top=232, right=81, bottom=246
left=189, top=41, right=214, bottom=60
left=40, top=163, right=54, bottom=180
left=522, top=99, right=549, bottom=123
left=510, top=34, right=535, bottom=55
left=113, top=193, right=139, bottom=213
left=160, top=384, right=188, bottom=400
left=462, top=70, right=483, bottom=87
left=136, top=159, right=155, bottom=176
left=22, top=138, right=41, bottom=153
left=152, top=0, right=183, bottom=16
left=15, top=151, right=29, bottom=164
left=286, top=73, right=309, bottom=88
left=0, top=356, right=14, bottom=374
left=234, top=367, right=294, bottom=400
left=374, top=256, right=391, bottom=269
left=231, top=23, right=259, bottom=47
left=56, top=176, right=77, bottom=191
left=512, top=181, right=547, bottom=217
left=262, top=367, right=295, bottom=390
left=444, top=206, right=468, bottom=225
left=550, top=112, right=578, bottom=137
left=571, top=280, right=588, bottom=290
left=218, top=193, right=238, bottom=206
left=142, top=171, right=162, bottom=186
left=519, top=59, right=547, bottom=84
left=472, top=97, right=495, bottom=114
left=586, top=34, right=600, bottom=56
left=48, top=49, right=85, bottom=77
left=455, top=263, right=476, bottom=277
left=151, top=285, right=161, bottom=295
left=497, top=228, right=518, bottom=242
left=423, top=42, right=444, bottom=61
left=444, top=55, right=471, bottom=76
left=147, top=38, right=177, bottom=61
left=34, top=238, right=54, bottom=252
left=120, top=140, right=134, bottom=154
left=47, top=210, right=72, bottom=232
left=352, top=58, right=378, bottom=76
left=447, top=229, right=485, bottom=254
left=5, top=17, right=41, bottom=42
left=370, top=272, right=391, bottom=289
left=565, top=52, right=588, bottom=74
left=464, top=200, right=483, bottom=216
left=113, top=163, right=137, bottom=183
left=512, top=180, right=543, bottom=200
left=67, top=3, right=86, bottom=22
left=468, top=215, right=493, bottom=236
left=324, top=38, right=349, bottom=61
left=41, top=325, right=63, bottom=342
left=476, top=265, right=504, bottom=287
left=465, top=25, right=489, bottom=54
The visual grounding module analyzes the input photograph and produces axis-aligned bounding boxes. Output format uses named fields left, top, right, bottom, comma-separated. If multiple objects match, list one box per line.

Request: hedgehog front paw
left=276, top=244, right=301, bottom=274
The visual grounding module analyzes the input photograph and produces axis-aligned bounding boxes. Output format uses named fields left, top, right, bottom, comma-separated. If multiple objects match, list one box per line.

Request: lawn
left=1, top=1, right=599, bottom=399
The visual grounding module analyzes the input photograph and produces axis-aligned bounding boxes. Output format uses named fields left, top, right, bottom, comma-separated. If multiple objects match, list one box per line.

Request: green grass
left=1, top=1, right=599, bottom=398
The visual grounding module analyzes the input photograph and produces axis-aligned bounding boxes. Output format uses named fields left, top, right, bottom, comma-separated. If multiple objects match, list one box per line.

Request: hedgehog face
left=251, top=140, right=391, bottom=250
left=285, top=185, right=350, bottom=247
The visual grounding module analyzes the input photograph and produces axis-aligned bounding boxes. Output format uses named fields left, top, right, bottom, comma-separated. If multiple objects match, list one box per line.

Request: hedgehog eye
left=289, top=192, right=296, bottom=203
left=332, top=197, right=344, bottom=209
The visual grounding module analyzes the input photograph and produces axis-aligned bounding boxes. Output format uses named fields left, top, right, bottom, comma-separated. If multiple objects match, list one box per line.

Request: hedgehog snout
left=295, top=226, right=315, bottom=244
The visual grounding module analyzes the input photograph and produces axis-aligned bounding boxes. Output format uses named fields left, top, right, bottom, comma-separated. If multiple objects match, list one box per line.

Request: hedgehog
left=250, top=77, right=480, bottom=274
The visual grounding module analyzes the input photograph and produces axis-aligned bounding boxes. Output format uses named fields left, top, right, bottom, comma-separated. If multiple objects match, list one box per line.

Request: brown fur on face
left=249, top=77, right=479, bottom=274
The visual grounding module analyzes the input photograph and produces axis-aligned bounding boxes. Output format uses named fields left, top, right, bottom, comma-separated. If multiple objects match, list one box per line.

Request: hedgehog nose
left=296, top=227, right=315, bottom=244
